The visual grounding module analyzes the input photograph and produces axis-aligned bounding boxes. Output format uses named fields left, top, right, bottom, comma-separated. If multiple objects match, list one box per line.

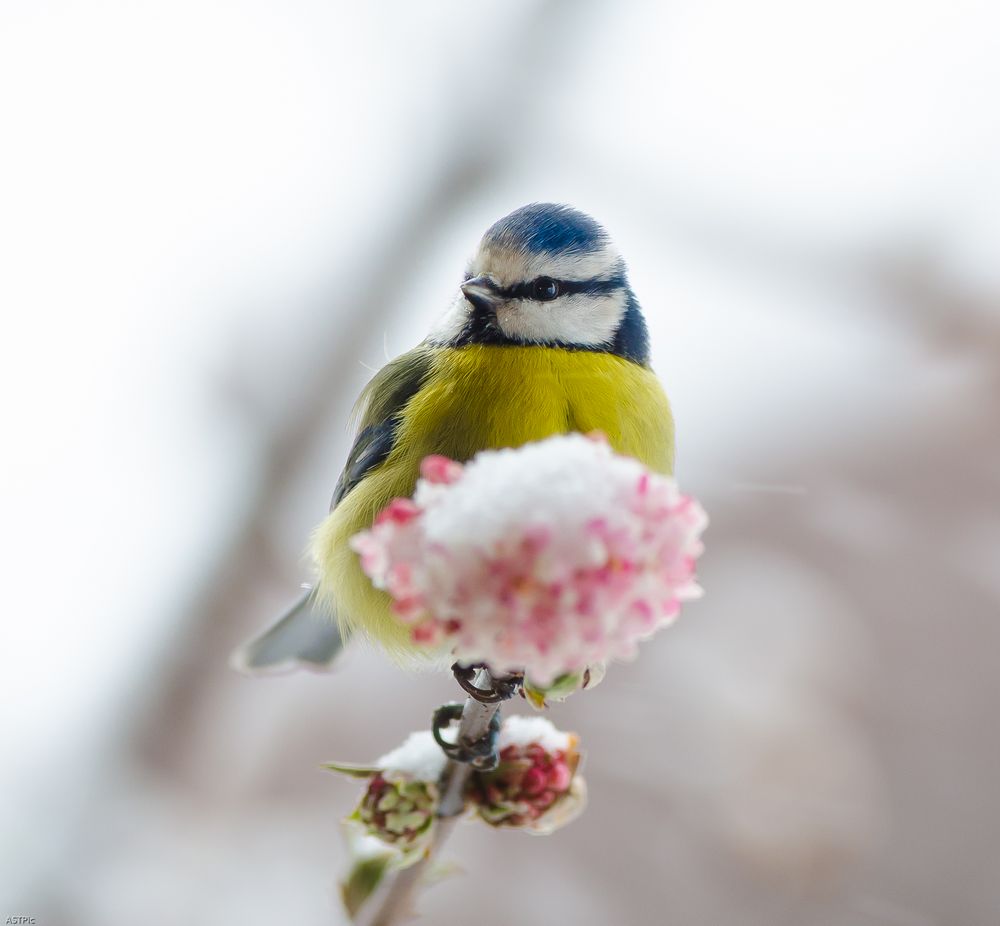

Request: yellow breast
left=397, top=345, right=674, bottom=473
left=312, top=344, right=674, bottom=654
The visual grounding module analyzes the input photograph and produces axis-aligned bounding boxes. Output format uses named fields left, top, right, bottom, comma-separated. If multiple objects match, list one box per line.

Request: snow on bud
left=351, top=434, right=707, bottom=686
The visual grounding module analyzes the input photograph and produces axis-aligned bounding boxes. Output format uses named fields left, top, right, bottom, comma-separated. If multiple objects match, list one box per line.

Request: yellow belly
left=311, top=344, right=674, bottom=655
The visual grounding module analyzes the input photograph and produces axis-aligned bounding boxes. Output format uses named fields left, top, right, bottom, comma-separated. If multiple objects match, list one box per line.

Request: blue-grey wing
left=330, top=420, right=397, bottom=509
left=232, top=345, right=436, bottom=675
left=329, top=344, right=437, bottom=509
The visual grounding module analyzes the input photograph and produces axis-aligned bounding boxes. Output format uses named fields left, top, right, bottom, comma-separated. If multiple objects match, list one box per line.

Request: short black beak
left=461, top=275, right=503, bottom=314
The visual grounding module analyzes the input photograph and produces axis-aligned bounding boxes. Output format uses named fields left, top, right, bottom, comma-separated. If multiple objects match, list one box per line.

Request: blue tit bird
left=234, top=203, right=674, bottom=672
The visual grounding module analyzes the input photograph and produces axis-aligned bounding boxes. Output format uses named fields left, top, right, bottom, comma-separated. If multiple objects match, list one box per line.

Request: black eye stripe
left=498, top=276, right=626, bottom=301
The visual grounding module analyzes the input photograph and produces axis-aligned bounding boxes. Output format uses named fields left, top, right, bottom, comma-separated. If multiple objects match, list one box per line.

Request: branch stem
left=356, top=669, right=501, bottom=926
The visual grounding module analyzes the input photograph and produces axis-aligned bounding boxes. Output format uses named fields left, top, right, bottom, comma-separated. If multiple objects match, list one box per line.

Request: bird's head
left=432, top=203, right=649, bottom=365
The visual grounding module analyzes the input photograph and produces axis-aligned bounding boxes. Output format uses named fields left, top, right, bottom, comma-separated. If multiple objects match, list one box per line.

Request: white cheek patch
left=496, top=291, right=626, bottom=346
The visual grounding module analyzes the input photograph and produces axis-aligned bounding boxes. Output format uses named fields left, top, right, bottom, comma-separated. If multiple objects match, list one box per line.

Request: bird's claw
left=451, top=662, right=523, bottom=703
left=431, top=702, right=502, bottom=770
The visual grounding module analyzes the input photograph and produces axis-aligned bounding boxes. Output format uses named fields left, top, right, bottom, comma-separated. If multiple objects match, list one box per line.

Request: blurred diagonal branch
left=130, top=0, right=586, bottom=780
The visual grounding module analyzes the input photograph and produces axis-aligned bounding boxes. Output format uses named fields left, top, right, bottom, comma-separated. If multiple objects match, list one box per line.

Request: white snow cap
left=376, top=730, right=447, bottom=781
left=498, top=715, right=573, bottom=754
left=417, top=433, right=646, bottom=556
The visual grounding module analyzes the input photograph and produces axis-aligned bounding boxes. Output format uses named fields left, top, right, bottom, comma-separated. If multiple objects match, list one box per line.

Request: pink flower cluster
left=472, top=740, right=581, bottom=831
left=351, top=434, right=707, bottom=685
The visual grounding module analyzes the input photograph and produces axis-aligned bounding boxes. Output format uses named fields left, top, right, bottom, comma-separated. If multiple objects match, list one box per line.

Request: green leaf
left=522, top=683, right=548, bottom=710
left=322, top=761, right=380, bottom=778
left=340, top=855, right=393, bottom=920
left=545, top=672, right=583, bottom=698
left=523, top=672, right=582, bottom=708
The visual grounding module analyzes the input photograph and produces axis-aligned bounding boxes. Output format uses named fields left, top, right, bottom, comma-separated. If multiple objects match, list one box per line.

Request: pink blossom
left=419, top=454, right=464, bottom=485
left=350, top=434, right=707, bottom=686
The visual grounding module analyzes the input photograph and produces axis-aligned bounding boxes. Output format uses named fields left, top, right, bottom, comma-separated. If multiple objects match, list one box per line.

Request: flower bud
left=354, top=774, right=438, bottom=848
left=469, top=716, right=586, bottom=834
left=326, top=731, right=448, bottom=860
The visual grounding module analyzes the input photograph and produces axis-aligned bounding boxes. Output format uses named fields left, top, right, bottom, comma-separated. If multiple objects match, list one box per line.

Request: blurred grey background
left=1, top=1, right=998, bottom=924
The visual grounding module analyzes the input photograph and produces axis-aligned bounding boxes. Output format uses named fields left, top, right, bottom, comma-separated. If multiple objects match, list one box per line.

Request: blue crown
left=483, top=203, right=608, bottom=256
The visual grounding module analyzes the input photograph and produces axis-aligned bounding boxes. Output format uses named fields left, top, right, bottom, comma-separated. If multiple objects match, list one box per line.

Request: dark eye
left=531, top=277, right=560, bottom=301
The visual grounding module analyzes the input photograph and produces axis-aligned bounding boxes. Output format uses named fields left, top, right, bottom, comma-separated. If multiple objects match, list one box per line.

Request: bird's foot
left=451, top=662, right=523, bottom=703
left=431, top=702, right=502, bottom=770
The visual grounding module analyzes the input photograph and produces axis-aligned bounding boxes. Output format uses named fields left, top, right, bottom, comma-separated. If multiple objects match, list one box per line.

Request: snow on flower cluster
left=351, top=434, right=707, bottom=685
left=497, top=714, right=573, bottom=754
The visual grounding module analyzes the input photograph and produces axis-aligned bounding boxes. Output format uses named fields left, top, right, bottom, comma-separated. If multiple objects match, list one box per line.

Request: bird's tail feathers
left=230, top=585, right=344, bottom=674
